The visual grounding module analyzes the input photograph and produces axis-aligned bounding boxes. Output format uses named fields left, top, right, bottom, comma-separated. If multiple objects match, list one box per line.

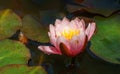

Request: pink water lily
left=38, top=17, right=96, bottom=57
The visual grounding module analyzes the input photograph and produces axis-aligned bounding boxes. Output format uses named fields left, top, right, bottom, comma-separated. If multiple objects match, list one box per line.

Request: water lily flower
left=38, top=17, right=96, bottom=57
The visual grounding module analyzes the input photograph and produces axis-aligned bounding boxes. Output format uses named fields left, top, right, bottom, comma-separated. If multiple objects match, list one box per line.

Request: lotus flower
left=38, top=17, right=96, bottom=57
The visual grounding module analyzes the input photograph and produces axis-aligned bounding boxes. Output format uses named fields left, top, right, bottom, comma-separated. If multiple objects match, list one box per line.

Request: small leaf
left=0, top=39, right=30, bottom=67
left=89, top=14, right=120, bottom=64
left=0, top=9, right=22, bottom=40
left=0, top=64, right=47, bottom=74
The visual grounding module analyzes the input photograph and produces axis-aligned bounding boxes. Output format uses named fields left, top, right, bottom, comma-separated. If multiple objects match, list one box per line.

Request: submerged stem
left=66, top=57, right=78, bottom=74
left=71, top=57, right=76, bottom=65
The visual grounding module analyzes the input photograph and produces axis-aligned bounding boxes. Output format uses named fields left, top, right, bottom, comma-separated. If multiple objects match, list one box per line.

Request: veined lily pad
left=0, top=9, right=22, bottom=40
left=0, top=39, right=30, bottom=67
left=89, top=14, right=120, bottom=64
left=21, top=15, right=49, bottom=42
left=0, top=64, right=47, bottom=74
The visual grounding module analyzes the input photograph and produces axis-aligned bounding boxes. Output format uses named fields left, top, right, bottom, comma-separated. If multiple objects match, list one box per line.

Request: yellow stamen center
left=61, top=28, right=80, bottom=40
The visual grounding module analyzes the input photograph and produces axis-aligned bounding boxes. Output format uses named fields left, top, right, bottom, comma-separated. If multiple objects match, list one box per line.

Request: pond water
left=0, top=0, right=120, bottom=74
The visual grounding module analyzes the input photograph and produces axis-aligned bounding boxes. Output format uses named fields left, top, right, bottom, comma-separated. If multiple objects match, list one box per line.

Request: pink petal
left=49, top=24, right=55, bottom=37
left=38, top=46, right=61, bottom=55
left=70, top=30, right=86, bottom=56
left=74, top=18, right=85, bottom=30
left=80, top=19, right=85, bottom=29
left=69, top=20, right=77, bottom=29
left=85, top=22, right=96, bottom=41
left=62, top=17, right=70, bottom=25
left=49, top=24, right=57, bottom=45
left=57, top=37, right=70, bottom=49
left=54, top=19, right=62, bottom=30
left=55, top=26, right=64, bottom=36
left=55, top=18, right=70, bottom=35
left=56, top=37, right=73, bottom=56
left=55, top=19, right=62, bottom=25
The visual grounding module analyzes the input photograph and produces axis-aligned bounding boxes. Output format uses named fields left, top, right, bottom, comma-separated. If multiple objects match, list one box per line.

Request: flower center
left=61, top=28, right=80, bottom=40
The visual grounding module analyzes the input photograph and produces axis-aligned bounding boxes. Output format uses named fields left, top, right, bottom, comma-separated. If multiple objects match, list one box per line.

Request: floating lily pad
left=0, top=39, right=30, bottom=67
left=0, top=9, right=22, bottom=40
left=21, top=15, right=49, bottom=42
left=89, top=14, right=120, bottom=64
left=0, top=64, right=47, bottom=74
left=66, top=0, right=120, bottom=17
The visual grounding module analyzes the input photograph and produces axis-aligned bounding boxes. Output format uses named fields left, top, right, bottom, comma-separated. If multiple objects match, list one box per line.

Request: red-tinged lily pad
left=0, top=9, right=22, bottom=40
left=66, top=0, right=120, bottom=17
left=0, top=64, right=47, bottom=74
left=0, top=39, right=30, bottom=67
left=89, top=14, right=120, bottom=64
left=21, top=15, right=49, bottom=42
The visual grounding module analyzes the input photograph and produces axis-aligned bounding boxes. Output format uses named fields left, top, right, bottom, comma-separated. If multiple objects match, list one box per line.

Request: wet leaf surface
left=21, top=15, right=49, bottom=42
left=0, top=64, right=47, bottom=74
left=0, top=9, right=22, bottom=40
left=89, top=14, right=120, bottom=64
left=0, top=39, right=30, bottom=67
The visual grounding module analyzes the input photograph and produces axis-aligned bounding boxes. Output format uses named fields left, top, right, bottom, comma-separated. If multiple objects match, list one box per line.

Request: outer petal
left=49, top=24, right=57, bottom=46
left=69, top=20, right=77, bottom=29
left=85, top=22, right=96, bottom=41
left=55, top=19, right=62, bottom=25
left=70, top=30, right=86, bottom=57
left=62, top=17, right=70, bottom=26
left=55, top=17, right=70, bottom=36
left=56, top=36, right=72, bottom=56
left=38, top=46, right=62, bottom=55
left=80, top=19, right=86, bottom=29
left=73, top=18, right=85, bottom=30
left=54, top=19, right=62, bottom=32
left=49, top=24, right=55, bottom=37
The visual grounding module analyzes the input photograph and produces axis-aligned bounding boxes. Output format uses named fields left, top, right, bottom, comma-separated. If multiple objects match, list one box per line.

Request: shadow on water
left=116, top=58, right=120, bottom=62
left=26, top=40, right=120, bottom=74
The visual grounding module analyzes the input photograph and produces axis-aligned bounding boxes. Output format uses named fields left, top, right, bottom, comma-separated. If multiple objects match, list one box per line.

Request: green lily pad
left=89, top=14, right=120, bottom=64
left=21, top=15, right=49, bottom=42
left=0, top=9, right=22, bottom=40
left=0, top=64, right=47, bottom=74
left=0, top=39, right=31, bottom=67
